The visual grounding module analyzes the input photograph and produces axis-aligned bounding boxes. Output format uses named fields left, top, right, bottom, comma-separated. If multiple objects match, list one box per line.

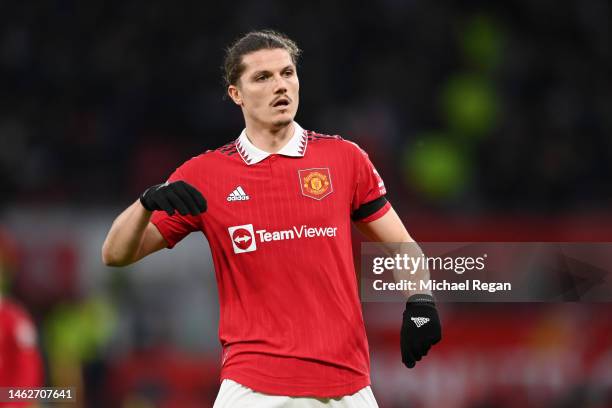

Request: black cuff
left=139, top=186, right=156, bottom=211
left=351, top=196, right=388, bottom=221
left=140, top=196, right=153, bottom=211
left=407, top=294, right=436, bottom=308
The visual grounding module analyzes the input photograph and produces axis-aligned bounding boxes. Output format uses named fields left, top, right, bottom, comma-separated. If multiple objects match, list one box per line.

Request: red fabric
left=151, top=131, right=388, bottom=397
left=0, top=299, right=43, bottom=388
left=349, top=141, right=387, bottom=214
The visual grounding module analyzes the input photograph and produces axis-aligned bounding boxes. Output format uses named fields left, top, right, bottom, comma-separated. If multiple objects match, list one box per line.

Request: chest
left=202, top=155, right=354, bottom=230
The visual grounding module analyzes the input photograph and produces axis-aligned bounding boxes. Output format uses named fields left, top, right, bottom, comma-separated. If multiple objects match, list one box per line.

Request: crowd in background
left=1, top=0, right=610, bottom=212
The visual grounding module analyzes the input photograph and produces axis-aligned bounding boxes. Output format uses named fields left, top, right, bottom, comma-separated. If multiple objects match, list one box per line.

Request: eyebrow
left=250, top=65, right=295, bottom=77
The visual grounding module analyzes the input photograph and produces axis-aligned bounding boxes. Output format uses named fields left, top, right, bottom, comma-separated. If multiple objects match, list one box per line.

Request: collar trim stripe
left=236, top=122, right=307, bottom=165
left=236, top=141, right=252, bottom=164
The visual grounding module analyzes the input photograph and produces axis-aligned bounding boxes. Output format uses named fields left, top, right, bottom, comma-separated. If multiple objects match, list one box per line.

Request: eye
left=255, top=74, right=268, bottom=82
left=283, top=70, right=294, bottom=77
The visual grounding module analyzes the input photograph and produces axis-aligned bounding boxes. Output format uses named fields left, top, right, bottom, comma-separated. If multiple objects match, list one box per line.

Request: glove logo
left=411, top=317, right=430, bottom=328
left=228, top=224, right=257, bottom=254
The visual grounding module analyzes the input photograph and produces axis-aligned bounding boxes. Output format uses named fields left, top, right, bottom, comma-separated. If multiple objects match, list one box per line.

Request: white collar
left=236, top=122, right=307, bottom=165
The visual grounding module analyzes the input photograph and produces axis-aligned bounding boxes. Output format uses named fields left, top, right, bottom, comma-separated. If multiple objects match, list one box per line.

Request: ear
left=228, top=85, right=243, bottom=106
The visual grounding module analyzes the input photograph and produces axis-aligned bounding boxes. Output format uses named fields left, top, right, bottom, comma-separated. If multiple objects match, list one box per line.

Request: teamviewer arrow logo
left=228, top=224, right=257, bottom=254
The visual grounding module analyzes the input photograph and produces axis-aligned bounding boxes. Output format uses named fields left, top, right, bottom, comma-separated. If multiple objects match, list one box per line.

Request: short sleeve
left=349, top=143, right=391, bottom=223
left=150, top=165, right=203, bottom=249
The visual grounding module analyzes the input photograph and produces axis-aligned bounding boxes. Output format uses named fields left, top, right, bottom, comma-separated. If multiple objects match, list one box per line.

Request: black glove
left=401, top=294, right=442, bottom=368
left=140, top=180, right=207, bottom=216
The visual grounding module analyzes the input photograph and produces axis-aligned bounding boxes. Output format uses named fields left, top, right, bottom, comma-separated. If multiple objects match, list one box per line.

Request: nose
left=272, top=74, right=288, bottom=94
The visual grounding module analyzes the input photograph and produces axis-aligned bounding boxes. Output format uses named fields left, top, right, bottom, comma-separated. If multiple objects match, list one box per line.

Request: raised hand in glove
left=401, top=294, right=442, bottom=368
left=140, top=180, right=207, bottom=216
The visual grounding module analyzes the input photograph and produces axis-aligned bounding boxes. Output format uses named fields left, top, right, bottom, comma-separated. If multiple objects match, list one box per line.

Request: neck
left=244, top=119, right=295, bottom=153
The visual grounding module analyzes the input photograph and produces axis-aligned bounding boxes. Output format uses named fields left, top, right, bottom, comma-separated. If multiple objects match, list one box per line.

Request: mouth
left=271, top=97, right=291, bottom=108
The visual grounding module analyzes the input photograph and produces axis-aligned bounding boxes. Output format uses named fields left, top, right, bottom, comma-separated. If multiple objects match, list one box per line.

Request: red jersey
left=151, top=122, right=390, bottom=397
left=0, top=299, right=43, bottom=388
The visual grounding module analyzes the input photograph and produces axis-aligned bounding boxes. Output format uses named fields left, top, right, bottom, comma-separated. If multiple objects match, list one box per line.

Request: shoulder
left=305, top=129, right=344, bottom=143
left=305, top=129, right=365, bottom=155
left=175, top=140, right=240, bottom=174
left=0, top=299, right=33, bottom=327
left=213, top=139, right=240, bottom=158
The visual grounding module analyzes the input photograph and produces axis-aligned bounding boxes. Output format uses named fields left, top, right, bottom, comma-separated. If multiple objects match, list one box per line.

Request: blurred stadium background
left=1, top=0, right=611, bottom=407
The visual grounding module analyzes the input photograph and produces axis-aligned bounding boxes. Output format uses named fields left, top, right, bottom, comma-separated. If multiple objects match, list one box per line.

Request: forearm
left=355, top=207, right=432, bottom=299
left=102, top=200, right=152, bottom=266
left=394, top=241, right=433, bottom=299
left=356, top=206, right=441, bottom=368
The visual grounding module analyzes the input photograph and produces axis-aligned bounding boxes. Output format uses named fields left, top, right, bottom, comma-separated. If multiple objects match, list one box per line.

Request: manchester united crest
left=298, top=168, right=333, bottom=200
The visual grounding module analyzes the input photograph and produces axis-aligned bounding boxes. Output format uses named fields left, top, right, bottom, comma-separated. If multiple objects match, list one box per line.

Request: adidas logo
left=411, top=317, right=430, bottom=328
left=227, top=186, right=250, bottom=202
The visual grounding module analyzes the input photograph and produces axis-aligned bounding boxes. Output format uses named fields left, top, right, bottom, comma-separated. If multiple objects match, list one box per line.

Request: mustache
left=270, top=96, right=292, bottom=106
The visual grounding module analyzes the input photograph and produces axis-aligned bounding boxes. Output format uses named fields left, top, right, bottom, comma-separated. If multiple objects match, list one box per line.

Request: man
left=102, top=30, right=441, bottom=407
left=0, top=296, right=44, bottom=402
left=0, top=231, right=44, bottom=404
